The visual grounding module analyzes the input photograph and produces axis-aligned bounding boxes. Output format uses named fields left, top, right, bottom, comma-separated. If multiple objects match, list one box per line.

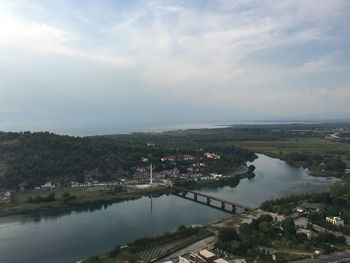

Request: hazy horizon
left=1, top=0, right=350, bottom=122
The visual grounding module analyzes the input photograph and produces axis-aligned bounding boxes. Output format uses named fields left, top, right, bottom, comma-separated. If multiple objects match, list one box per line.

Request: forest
left=0, top=131, right=256, bottom=189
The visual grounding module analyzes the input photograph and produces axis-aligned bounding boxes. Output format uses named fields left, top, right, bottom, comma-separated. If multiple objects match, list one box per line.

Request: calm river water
left=0, top=154, right=338, bottom=263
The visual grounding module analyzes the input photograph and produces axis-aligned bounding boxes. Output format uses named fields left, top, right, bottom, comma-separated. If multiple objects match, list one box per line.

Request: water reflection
left=0, top=154, right=338, bottom=263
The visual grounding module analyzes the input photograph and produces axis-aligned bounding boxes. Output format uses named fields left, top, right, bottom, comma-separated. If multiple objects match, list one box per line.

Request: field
left=226, top=138, right=350, bottom=169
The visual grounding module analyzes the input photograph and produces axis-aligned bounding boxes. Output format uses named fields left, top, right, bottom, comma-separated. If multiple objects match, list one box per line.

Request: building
left=204, top=152, right=221, bottom=159
left=198, top=249, right=216, bottom=262
left=214, top=258, right=230, bottom=263
left=179, top=253, right=206, bottom=263
left=296, top=228, right=314, bottom=240
left=19, top=183, right=29, bottom=191
left=40, top=182, right=55, bottom=189
left=300, top=202, right=326, bottom=212
left=209, top=173, right=223, bottom=179
left=141, top=157, right=149, bottom=163
left=183, top=155, right=195, bottom=161
left=0, top=191, right=12, bottom=203
left=326, top=216, right=344, bottom=226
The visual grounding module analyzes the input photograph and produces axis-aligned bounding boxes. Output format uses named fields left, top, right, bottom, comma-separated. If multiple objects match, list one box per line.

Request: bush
left=218, top=228, right=240, bottom=242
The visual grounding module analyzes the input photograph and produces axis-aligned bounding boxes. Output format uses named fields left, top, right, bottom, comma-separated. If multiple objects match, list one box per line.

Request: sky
left=0, top=0, right=350, bottom=122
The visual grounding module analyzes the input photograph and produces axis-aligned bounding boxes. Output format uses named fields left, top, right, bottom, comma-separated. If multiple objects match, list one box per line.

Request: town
left=0, top=148, right=254, bottom=205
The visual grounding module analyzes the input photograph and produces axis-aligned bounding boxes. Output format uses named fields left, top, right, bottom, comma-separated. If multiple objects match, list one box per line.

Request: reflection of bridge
left=172, top=186, right=253, bottom=214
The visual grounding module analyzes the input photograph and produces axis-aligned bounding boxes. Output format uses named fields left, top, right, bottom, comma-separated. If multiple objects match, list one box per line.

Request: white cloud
left=0, top=0, right=349, bottom=120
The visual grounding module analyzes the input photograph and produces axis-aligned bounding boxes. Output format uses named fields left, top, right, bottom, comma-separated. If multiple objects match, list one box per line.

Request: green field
left=226, top=138, right=350, bottom=168
left=0, top=186, right=169, bottom=216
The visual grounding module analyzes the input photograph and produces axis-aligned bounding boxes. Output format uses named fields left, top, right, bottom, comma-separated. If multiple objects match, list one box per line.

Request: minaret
left=150, top=163, right=153, bottom=185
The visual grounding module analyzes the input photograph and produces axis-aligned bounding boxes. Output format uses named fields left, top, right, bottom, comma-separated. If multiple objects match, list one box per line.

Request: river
left=0, top=154, right=338, bottom=263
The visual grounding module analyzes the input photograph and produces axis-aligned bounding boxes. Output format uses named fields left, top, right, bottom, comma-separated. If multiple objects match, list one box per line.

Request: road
left=155, top=236, right=216, bottom=262
left=292, top=251, right=350, bottom=263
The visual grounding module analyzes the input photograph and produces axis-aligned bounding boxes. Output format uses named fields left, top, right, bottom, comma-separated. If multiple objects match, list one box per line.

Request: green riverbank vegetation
left=82, top=225, right=213, bottom=263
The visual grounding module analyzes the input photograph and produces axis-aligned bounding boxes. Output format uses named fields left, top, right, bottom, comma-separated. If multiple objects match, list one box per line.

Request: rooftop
left=199, top=249, right=216, bottom=259
left=214, top=258, right=230, bottom=263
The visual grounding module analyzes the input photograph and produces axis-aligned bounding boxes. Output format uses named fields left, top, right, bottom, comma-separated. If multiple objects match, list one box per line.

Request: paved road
left=155, top=236, right=216, bottom=262
left=292, top=251, right=350, bottom=263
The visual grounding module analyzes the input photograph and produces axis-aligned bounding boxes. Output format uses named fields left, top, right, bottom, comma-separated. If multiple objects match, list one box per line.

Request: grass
left=0, top=186, right=170, bottom=216
left=223, top=138, right=350, bottom=172
left=83, top=227, right=213, bottom=263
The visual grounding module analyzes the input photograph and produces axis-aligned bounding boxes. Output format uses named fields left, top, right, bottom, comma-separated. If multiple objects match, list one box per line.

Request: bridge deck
left=172, top=186, right=253, bottom=211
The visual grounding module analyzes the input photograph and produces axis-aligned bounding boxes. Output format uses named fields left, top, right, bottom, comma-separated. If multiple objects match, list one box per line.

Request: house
left=204, top=152, right=221, bottom=159
left=141, top=157, right=149, bottom=163
left=1, top=191, right=12, bottom=203
left=300, top=202, right=326, bottom=212
left=71, top=182, right=80, bottom=188
left=179, top=253, right=206, bottom=263
left=296, top=228, right=315, bottom=240
left=198, top=249, right=216, bottom=261
left=326, top=216, right=344, bottom=226
left=209, top=173, right=223, bottom=179
left=214, top=258, right=230, bottom=263
left=40, top=182, right=55, bottom=189
left=161, top=156, right=176, bottom=162
left=183, top=155, right=195, bottom=161
left=294, top=207, right=305, bottom=214
left=19, top=183, right=29, bottom=191
left=270, top=221, right=283, bottom=232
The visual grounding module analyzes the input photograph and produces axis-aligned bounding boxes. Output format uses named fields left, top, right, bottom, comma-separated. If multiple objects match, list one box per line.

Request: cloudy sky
left=0, top=0, right=350, bottom=122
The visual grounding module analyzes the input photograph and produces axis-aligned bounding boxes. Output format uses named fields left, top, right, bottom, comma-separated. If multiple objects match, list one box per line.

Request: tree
left=218, top=228, right=240, bottom=243
left=248, top=165, right=256, bottom=172
left=258, top=221, right=270, bottom=235
left=62, top=191, right=75, bottom=203
left=281, top=217, right=296, bottom=237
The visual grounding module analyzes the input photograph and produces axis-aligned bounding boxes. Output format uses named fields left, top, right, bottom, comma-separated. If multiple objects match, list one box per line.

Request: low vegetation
left=214, top=214, right=347, bottom=262
left=83, top=225, right=212, bottom=263
left=0, top=131, right=256, bottom=189
left=261, top=179, right=350, bottom=234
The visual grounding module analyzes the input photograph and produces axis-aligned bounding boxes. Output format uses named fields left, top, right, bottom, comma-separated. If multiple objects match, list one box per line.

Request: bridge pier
left=232, top=205, right=236, bottom=213
left=182, top=191, right=187, bottom=197
left=206, top=197, right=211, bottom=205
left=221, top=202, right=225, bottom=210
left=194, top=193, right=197, bottom=201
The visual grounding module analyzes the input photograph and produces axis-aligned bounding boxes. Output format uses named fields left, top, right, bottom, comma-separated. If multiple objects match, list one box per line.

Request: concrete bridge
left=172, top=186, right=253, bottom=214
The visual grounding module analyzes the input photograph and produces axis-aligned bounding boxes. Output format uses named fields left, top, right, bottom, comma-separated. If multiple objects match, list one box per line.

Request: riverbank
left=227, top=138, right=350, bottom=177
left=0, top=154, right=342, bottom=263
left=0, top=186, right=171, bottom=217
left=81, top=206, right=350, bottom=263
left=82, top=225, right=213, bottom=263
left=0, top=173, right=251, bottom=217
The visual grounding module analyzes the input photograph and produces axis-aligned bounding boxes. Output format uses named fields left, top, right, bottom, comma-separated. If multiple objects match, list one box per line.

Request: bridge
left=172, top=186, right=253, bottom=214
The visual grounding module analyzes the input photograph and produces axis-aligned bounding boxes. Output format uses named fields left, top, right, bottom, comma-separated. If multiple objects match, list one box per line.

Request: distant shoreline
left=0, top=119, right=341, bottom=137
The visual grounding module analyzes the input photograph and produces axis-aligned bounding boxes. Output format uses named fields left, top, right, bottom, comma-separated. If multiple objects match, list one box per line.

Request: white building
left=40, top=182, right=55, bottom=189
left=179, top=253, right=206, bottom=263
left=326, top=216, right=344, bottom=226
